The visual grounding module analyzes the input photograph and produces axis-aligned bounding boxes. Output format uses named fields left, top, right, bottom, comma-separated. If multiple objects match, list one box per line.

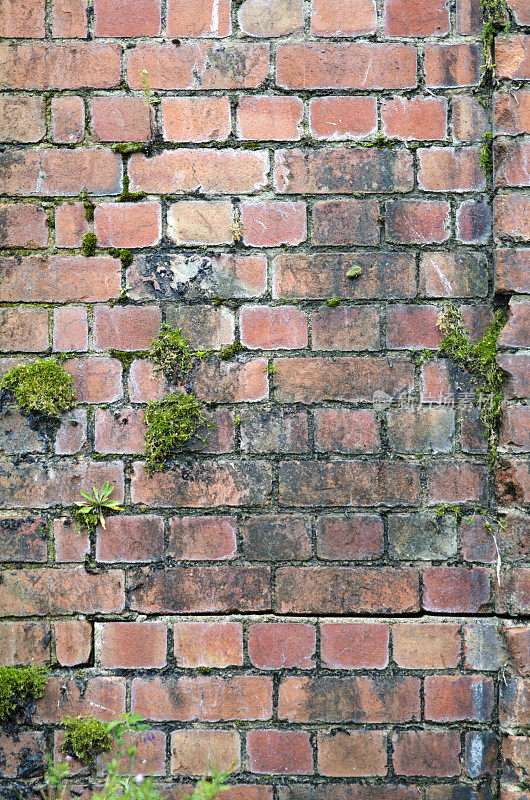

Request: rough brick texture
left=0, top=1, right=528, bottom=798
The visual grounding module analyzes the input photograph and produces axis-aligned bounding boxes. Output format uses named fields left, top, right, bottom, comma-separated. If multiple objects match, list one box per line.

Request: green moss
left=109, top=349, right=147, bottom=370
left=61, top=715, right=113, bottom=764
left=479, top=130, right=493, bottom=176
left=108, top=248, right=134, bottom=269
left=481, top=0, right=509, bottom=77
left=326, top=297, right=340, bottom=308
left=347, top=265, right=362, bottom=279
left=81, top=232, right=97, bottom=257
left=144, top=391, right=212, bottom=475
left=118, top=173, right=147, bottom=203
left=358, top=132, right=400, bottom=149
left=0, top=358, right=77, bottom=418
left=438, top=307, right=506, bottom=469
left=111, top=142, right=145, bottom=155
left=81, top=191, right=94, bottom=222
left=218, top=342, right=247, bottom=361
left=0, top=665, right=48, bottom=724
left=149, top=324, right=195, bottom=382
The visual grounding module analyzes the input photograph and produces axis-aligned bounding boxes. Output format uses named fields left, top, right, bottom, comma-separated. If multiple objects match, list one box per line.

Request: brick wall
left=0, top=0, right=529, bottom=798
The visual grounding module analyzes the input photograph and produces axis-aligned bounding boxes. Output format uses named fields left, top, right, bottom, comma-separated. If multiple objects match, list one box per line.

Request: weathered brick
left=91, top=97, right=151, bottom=143
left=127, top=43, right=269, bottom=90
left=240, top=305, right=308, bottom=349
left=192, top=358, right=269, bottom=403
left=237, top=96, right=303, bottom=141
left=496, top=141, right=530, bottom=187
left=53, top=518, right=89, bottom=562
left=129, top=565, right=271, bottom=613
left=0, top=149, right=121, bottom=197
left=0, top=95, right=45, bottom=143
left=279, top=675, right=420, bottom=722
left=386, top=200, right=450, bottom=243
left=312, top=306, right=380, bottom=352
left=55, top=620, right=92, bottom=667
left=452, top=95, right=489, bottom=142
left=457, top=200, right=492, bottom=244
left=94, top=0, right=161, bottom=36
left=384, top=0, right=449, bottom=35
left=0, top=620, right=50, bottom=665
left=498, top=301, right=530, bottom=348
left=168, top=201, right=233, bottom=246
left=100, top=622, right=167, bottom=669
left=174, top=621, right=243, bottom=668
left=500, top=677, right=530, bottom=727
left=0, top=203, right=48, bottom=248
left=95, top=202, right=161, bottom=248
left=496, top=36, right=530, bottom=80
left=425, top=676, right=495, bottom=721
left=393, top=731, right=461, bottom=777
left=276, top=567, right=419, bottom=614
left=55, top=203, right=89, bottom=248
left=0, top=0, right=45, bottom=37
left=0, top=404, right=46, bottom=454
left=132, top=675, right=272, bottom=721
left=0, top=43, right=122, bottom=89
left=456, top=0, right=482, bottom=33
left=495, top=90, right=530, bottom=135
left=464, top=621, right=507, bottom=670
left=312, top=199, right=379, bottom=246
left=248, top=623, right=316, bottom=669
left=418, top=147, right=484, bottom=192
left=500, top=407, right=530, bottom=453
left=171, top=730, right=240, bottom=776
left=94, top=305, right=161, bottom=352
left=0, top=308, right=48, bottom=353
left=423, top=567, right=491, bottom=613
left=241, top=201, right=307, bottom=247
left=53, top=307, right=88, bottom=352
left=277, top=43, right=417, bottom=89
left=393, top=623, right=461, bottom=669
left=275, top=148, right=413, bottom=194
left=316, top=515, right=384, bottom=560
left=425, top=43, right=482, bottom=87
left=162, top=97, right=231, bottom=143
left=0, top=256, right=120, bottom=302
left=311, top=0, right=377, bottom=35
left=247, top=730, right=312, bottom=776
left=427, top=462, right=488, bottom=504
left=96, top=515, right=164, bottom=562
left=386, top=305, right=441, bottom=349
left=0, top=518, right=47, bottom=563
left=317, top=731, right=387, bottom=777
left=168, top=516, right=237, bottom=561
left=422, top=252, right=489, bottom=298
left=36, top=676, right=125, bottom=723
left=502, top=734, right=530, bottom=785
left=309, top=96, right=377, bottom=140
left=465, top=730, right=497, bottom=778
left=238, top=0, right=304, bottom=37
left=496, top=249, right=530, bottom=294
left=504, top=627, right=530, bottom=676
left=315, top=409, right=380, bottom=453
left=167, top=0, right=230, bottom=36
left=52, top=0, right=87, bottom=36
left=241, top=515, right=312, bottom=561
left=382, top=97, right=447, bottom=140
left=51, top=96, right=85, bottom=144
left=65, top=357, right=123, bottom=402
left=495, top=459, right=530, bottom=506
left=0, top=731, right=44, bottom=778
left=240, top=408, right=308, bottom=454
left=495, top=195, right=530, bottom=239
left=320, top=623, right=389, bottom=669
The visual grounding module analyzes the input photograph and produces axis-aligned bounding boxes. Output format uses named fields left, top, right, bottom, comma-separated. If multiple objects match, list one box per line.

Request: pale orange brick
left=100, top=622, right=167, bottom=669
left=237, top=96, right=303, bottom=141
left=393, top=623, right=461, bottom=668
left=240, top=306, right=308, bottom=350
left=94, top=202, right=161, bottom=248
left=93, top=306, right=161, bottom=351
left=0, top=0, right=45, bottom=37
left=91, top=97, right=152, bottom=142
left=52, top=0, right=88, bottom=36
left=55, top=620, right=92, bottom=667
left=51, top=97, right=85, bottom=144
left=53, top=519, right=90, bottom=562
left=94, top=0, right=161, bottom=36
left=53, top=307, right=88, bottom=352
left=54, top=408, right=87, bottom=455
left=311, top=0, right=377, bottom=35
left=241, top=201, right=306, bottom=247
left=0, top=95, right=45, bottom=143
left=55, top=203, right=89, bottom=248
left=238, top=0, right=304, bottom=37
left=168, top=201, right=233, bottom=245
left=0, top=43, right=122, bottom=91
left=174, top=621, right=243, bottom=668
left=171, top=730, right=240, bottom=776
left=382, top=97, right=447, bottom=140
left=384, top=0, right=450, bottom=35
left=162, top=97, right=231, bottom=143
left=167, top=0, right=231, bottom=36
left=168, top=516, right=237, bottom=561
left=309, top=96, right=377, bottom=140
left=0, top=204, right=48, bottom=248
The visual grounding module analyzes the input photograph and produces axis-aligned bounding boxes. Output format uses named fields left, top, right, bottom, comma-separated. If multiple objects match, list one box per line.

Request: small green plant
left=326, top=297, right=340, bottom=308
left=149, top=324, right=195, bottom=382
left=0, top=359, right=76, bottom=418
left=0, top=665, right=48, bottom=724
left=118, top=173, right=147, bottom=202
left=479, top=130, right=493, bottom=176
left=140, top=69, right=160, bottom=109
left=81, top=191, right=94, bottom=222
left=109, top=248, right=134, bottom=268
left=218, top=342, right=246, bottom=361
left=82, top=232, right=97, bottom=256
left=75, top=481, right=123, bottom=534
left=346, top=265, right=362, bottom=279
left=61, top=716, right=113, bottom=763
left=438, top=306, right=506, bottom=468
left=182, top=766, right=234, bottom=800
left=144, top=391, right=211, bottom=475
left=264, top=363, right=277, bottom=375
left=481, top=0, right=509, bottom=77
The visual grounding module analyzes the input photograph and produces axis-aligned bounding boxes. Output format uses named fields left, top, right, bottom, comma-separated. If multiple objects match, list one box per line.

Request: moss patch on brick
left=0, top=665, right=48, bottom=724
left=61, top=715, right=113, bottom=764
left=144, top=391, right=212, bottom=475
left=0, top=358, right=77, bottom=418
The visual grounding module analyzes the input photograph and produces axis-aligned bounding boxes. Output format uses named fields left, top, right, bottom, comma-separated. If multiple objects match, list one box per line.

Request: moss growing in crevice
left=109, top=349, right=147, bottom=370
left=108, top=248, right=134, bottom=268
left=481, top=0, right=509, bottom=78
left=148, top=324, right=196, bottom=382
left=437, top=307, right=506, bottom=469
left=81, top=232, right=97, bottom=256
left=325, top=297, right=340, bottom=308
left=61, top=715, right=113, bottom=763
left=0, top=359, right=77, bottom=418
left=218, top=342, right=247, bottom=360
left=111, top=142, right=145, bottom=155
left=0, top=665, right=48, bottom=725
left=118, top=173, right=146, bottom=203
left=144, top=391, right=212, bottom=475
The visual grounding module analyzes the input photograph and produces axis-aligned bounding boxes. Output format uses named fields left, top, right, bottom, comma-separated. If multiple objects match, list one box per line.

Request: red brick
left=500, top=677, right=530, bottom=727
left=240, top=408, right=308, bottom=454
left=500, top=407, right=530, bottom=453
left=279, top=675, right=420, bottom=722
left=0, top=731, right=44, bottom=778
left=387, top=305, right=441, bottom=349
left=311, top=0, right=377, bottom=35
left=133, top=675, right=272, bottom=721
left=496, top=141, right=530, bottom=187
left=52, top=0, right=87, bottom=36
left=507, top=0, right=530, bottom=22
left=237, top=0, right=304, bottom=36
left=386, top=200, right=450, bottom=243
left=384, top=0, right=449, bottom=35
left=427, top=462, right=488, bottom=504
left=162, top=97, right=231, bottom=143
left=393, top=731, right=461, bottom=777
left=496, top=36, right=530, bottom=80
left=0, top=518, right=47, bottom=563
left=91, top=97, right=152, bottom=142
left=237, top=96, right=303, bottom=141
left=94, top=305, right=161, bottom=351
left=316, top=515, right=384, bottom=560
left=53, top=518, right=89, bottom=562
left=0, top=0, right=45, bottom=37
left=321, top=623, right=389, bottom=669
left=452, top=95, right=489, bottom=142
left=312, top=306, right=380, bottom=351
left=279, top=789, right=420, bottom=800
left=65, top=357, right=123, bottom=402
left=456, top=0, right=482, bottom=32
left=173, top=621, right=243, bottom=668
left=247, top=731, right=312, bottom=775
left=274, top=357, right=414, bottom=403
left=426, top=42, right=482, bottom=87
left=94, top=407, right=145, bottom=454
left=495, top=90, right=530, bottom=135
left=317, top=731, right=387, bottom=777
left=168, top=516, right=237, bottom=561
left=273, top=252, right=416, bottom=300
left=457, top=200, right=492, bottom=243
left=425, top=675, right=494, bottom=721
left=496, top=459, right=530, bottom=507
left=55, top=620, right=92, bottom=667
left=129, top=565, right=271, bottom=613
left=95, top=202, right=161, bottom=248
left=99, top=729, right=166, bottom=776
left=382, top=97, right=447, bottom=140
left=312, top=199, right=379, bottom=246
left=0, top=95, right=45, bottom=143
left=241, top=201, right=306, bottom=247
left=96, top=515, right=164, bottom=562
left=393, top=623, right=461, bottom=668
left=51, top=96, right=85, bottom=144
left=418, top=147, right=484, bottom=191
left=127, top=43, right=269, bottom=90
left=53, top=307, right=88, bottom=352
left=502, top=735, right=530, bottom=784
left=275, top=148, right=413, bottom=194
left=0, top=43, right=122, bottom=90
left=36, top=676, right=125, bottom=723
left=387, top=408, right=455, bottom=454
left=166, top=306, right=235, bottom=351
left=55, top=203, right=89, bottom=248
left=0, top=203, right=48, bottom=248
left=0, top=620, right=50, bottom=665
left=167, top=0, right=230, bottom=36
left=0, top=404, right=46, bottom=454
left=192, top=358, right=269, bottom=403
left=94, top=0, right=161, bottom=35
left=423, top=567, right=491, bottom=613
left=241, top=514, right=311, bottom=561
left=171, top=730, right=240, bottom=776
left=315, top=409, right=380, bottom=453
left=309, top=96, right=377, bottom=140
left=168, top=201, right=233, bottom=246
left=100, top=622, right=167, bottom=669
left=504, top=627, right=530, bottom=675
left=128, top=148, right=268, bottom=194
left=277, top=43, right=417, bottom=90
left=496, top=249, right=530, bottom=294
left=420, top=252, right=488, bottom=298
left=0, top=567, right=124, bottom=616
left=498, top=301, right=530, bottom=348
left=276, top=566, right=419, bottom=614
left=240, top=305, right=307, bottom=349
left=248, top=623, right=316, bottom=669
left=0, top=149, right=122, bottom=197
left=0, top=308, right=48, bottom=352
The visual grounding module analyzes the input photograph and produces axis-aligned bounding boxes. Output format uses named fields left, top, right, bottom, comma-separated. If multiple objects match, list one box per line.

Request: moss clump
left=438, top=307, right=506, bottom=469
left=218, top=342, right=247, bottom=361
left=1, top=359, right=77, bottom=418
left=326, top=297, right=340, bottom=308
left=479, top=130, right=493, bottom=176
left=108, top=248, right=134, bottom=268
left=481, top=0, right=509, bottom=77
left=144, top=391, right=212, bottom=475
left=109, top=349, right=147, bottom=370
left=82, top=232, right=97, bottom=256
left=118, top=173, right=147, bottom=202
left=149, top=324, right=195, bottom=382
left=0, top=665, right=48, bottom=724
left=347, top=265, right=362, bottom=279
left=111, top=142, right=145, bottom=155
left=61, top=715, right=113, bottom=763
